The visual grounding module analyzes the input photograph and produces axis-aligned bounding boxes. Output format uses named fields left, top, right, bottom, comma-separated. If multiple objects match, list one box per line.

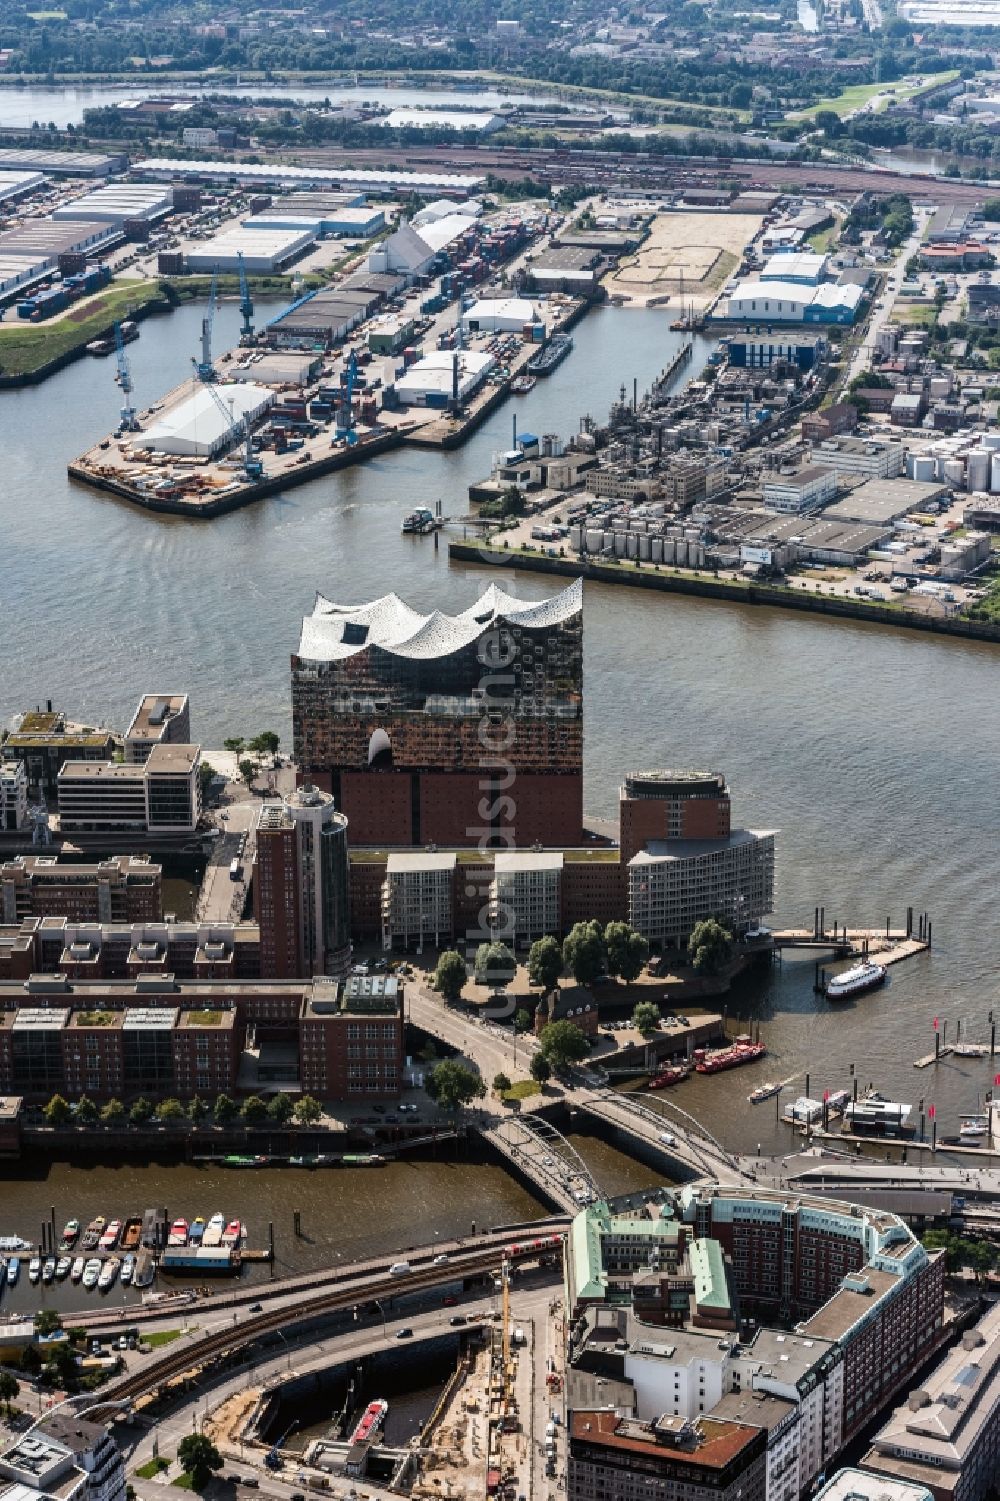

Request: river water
left=2, top=293, right=1000, bottom=1253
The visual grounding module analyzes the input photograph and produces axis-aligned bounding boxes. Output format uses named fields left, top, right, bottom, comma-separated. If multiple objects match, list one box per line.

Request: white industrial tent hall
left=134, top=382, right=274, bottom=458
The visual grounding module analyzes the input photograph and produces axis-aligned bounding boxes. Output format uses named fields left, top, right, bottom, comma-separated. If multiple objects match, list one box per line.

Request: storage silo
left=991, top=451, right=1000, bottom=493
left=942, top=458, right=965, bottom=489
left=967, top=449, right=991, bottom=494
left=909, top=455, right=936, bottom=483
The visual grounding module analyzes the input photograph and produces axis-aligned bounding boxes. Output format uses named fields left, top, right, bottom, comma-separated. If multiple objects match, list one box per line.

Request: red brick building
left=299, top=974, right=403, bottom=1099
left=0, top=855, right=162, bottom=925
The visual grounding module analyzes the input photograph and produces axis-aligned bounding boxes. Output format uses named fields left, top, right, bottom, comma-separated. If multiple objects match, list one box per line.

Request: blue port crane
left=237, top=251, right=254, bottom=345
left=336, top=350, right=359, bottom=443
left=114, top=320, right=138, bottom=432
left=190, top=358, right=264, bottom=481
left=197, top=265, right=219, bottom=381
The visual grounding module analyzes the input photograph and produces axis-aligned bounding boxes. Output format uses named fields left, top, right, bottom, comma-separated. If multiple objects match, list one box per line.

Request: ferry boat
left=960, top=1116, right=989, bottom=1142
left=6, top=1256, right=19, bottom=1286
left=70, top=1257, right=84, bottom=1283
left=694, top=1037, right=767, bottom=1075
left=122, top=1217, right=142, bottom=1251
left=120, top=1253, right=135, bottom=1285
left=81, top=1217, right=106, bottom=1252
left=401, top=506, right=437, bottom=535
left=748, top=1082, right=782, bottom=1104
left=55, top=1256, right=73, bottom=1280
left=511, top=373, right=536, bottom=394
left=648, top=1065, right=688, bottom=1090
left=826, top=1089, right=851, bottom=1115
left=824, top=960, right=887, bottom=1001
left=82, top=1258, right=102, bottom=1290
left=844, top=1094, right=914, bottom=1137
left=41, top=1257, right=56, bottom=1284
left=526, top=333, right=573, bottom=377
left=188, top=1218, right=206, bottom=1246
left=59, top=1219, right=81, bottom=1251
left=98, top=1257, right=119, bottom=1292
left=349, top=1400, right=388, bottom=1445
left=99, top=1219, right=122, bottom=1251
left=28, top=1257, right=41, bottom=1285
left=167, top=1218, right=189, bottom=1247
left=221, top=1219, right=243, bottom=1245
left=341, top=1153, right=385, bottom=1166
left=133, top=1250, right=155, bottom=1289
left=221, top=1154, right=269, bottom=1168
left=202, top=1213, right=226, bottom=1248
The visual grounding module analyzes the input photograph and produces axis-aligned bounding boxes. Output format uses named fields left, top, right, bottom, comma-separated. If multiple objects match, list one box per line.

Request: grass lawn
left=136, top=1459, right=170, bottom=1479
left=172, top=1474, right=197, bottom=1491
left=807, top=223, right=839, bottom=253
left=145, top=1328, right=184, bottom=1348
left=503, top=1079, right=541, bottom=1102
left=791, top=70, right=959, bottom=121
left=0, top=279, right=162, bottom=378
left=899, top=303, right=938, bottom=327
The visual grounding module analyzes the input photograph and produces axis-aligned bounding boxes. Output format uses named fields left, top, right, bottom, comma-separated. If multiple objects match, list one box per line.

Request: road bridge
left=575, top=1087, right=747, bottom=1186
left=484, top=1112, right=601, bottom=1212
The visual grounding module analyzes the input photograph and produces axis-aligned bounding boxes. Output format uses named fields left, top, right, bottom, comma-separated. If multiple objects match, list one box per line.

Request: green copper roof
left=569, top=1200, right=681, bottom=1306
left=690, top=1236, right=731, bottom=1311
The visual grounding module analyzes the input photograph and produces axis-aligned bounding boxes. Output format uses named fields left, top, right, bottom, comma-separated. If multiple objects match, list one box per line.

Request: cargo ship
left=349, top=1400, right=388, bottom=1445
left=87, top=320, right=138, bottom=357
left=694, top=1037, right=767, bottom=1075
left=824, top=960, right=887, bottom=1001
left=526, top=334, right=573, bottom=377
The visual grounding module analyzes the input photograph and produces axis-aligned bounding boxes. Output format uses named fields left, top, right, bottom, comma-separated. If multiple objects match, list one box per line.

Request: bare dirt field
left=606, top=210, right=763, bottom=309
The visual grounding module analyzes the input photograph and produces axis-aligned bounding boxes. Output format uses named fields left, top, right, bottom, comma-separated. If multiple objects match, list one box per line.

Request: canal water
left=2, top=290, right=1000, bottom=1241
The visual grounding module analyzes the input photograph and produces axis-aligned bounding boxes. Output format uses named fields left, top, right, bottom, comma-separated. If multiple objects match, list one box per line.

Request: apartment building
left=380, top=852, right=456, bottom=951
left=628, top=829, right=776, bottom=948
left=0, top=856, right=162, bottom=925
left=0, top=761, right=28, bottom=832
left=254, top=786, right=351, bottom=978
left=3, top=709, right=116, bottom=798
left=568, top=1412, right=767, bottom=1501
left=490, top=851, right=563, bottom=948
left=57, top=744, right=201, bottom=834
left=123, top=694, right=191, bottom=764
left=298, top=973, right=403, bottom=1098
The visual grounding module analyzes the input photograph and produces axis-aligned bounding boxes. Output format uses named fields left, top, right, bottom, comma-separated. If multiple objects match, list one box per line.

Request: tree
left=100, top=1097, right=125, bottom=1124
left=223, top=737, right=245, bottom=756
left=529, top=1052, right=551, bottom=1084
left=514, top=1008, right=532, bottom=1034
left=814, top=108, right=844, bottom=137
left=631, top=1000, right=661, bottom=1037
left=213, top=1093, right=238, bottom=1125
left=688, top=918, right=733, bottom=975
left=527, top=934, right=563, bottom=992
left=34, top=1308, right=62, bottom=1337
left=198, top=761, right=217, bottom=800
left=0, top=1370, right=19, bottom=1416
left=267, top=1093, right=294, bottom=1124
left=250, top=730, right=280, bottom=760
left=44, top=1094, right=70, bottom=1126
left=434, top=949, right=467, bottom=1003
left=240, top=1094, right=267, bottom=1125
left=425, top=1059, right=486, bottom=1112
left=538, top=1020, right=589, bottom=1071
left=155, top=1098, right=186, bottom=1122
left=605, top=922, right=649, bottom=983
left=238, top=758, right=256, bottom=789
left=474, top=941, right=516, bottom=989
left=129, top=1096, right=153, bottom=1124
left=984, top=197, right=1000, bottom=221
left=293, top=1094, right=322, bottom=1125
left=562, top=920, right=606, bottom=986
left=492, top=1072, right=512, bottom=1096
left=74, top=1095, right=98, bottom=1125
left=188, top=1095, right=209, bottom=1124
left=177, top=1434, right=223, bottom=1488
left=19, top=1345, right=41, bottom=1377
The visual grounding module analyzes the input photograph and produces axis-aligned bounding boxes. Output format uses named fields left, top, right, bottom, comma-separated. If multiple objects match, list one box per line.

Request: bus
left=229, top=859, right=242, bottom=882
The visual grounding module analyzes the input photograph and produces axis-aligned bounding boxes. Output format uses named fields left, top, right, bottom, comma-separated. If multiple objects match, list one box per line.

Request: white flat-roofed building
left=490, top=851, right=563, bottom=947
left=812, top=437, right=906, bottom=481
left=132, top=157, right=483, bottom=198
left=243, top=205, right=385, bottom=238
left=28, top=1415, right=126, bottom=1501
left=815, top=1472, right=933, bottom=1501
left=380, top=108, right=504, bottom=133
left=628, top=829, right=776, bottom=946
left=395, top=348, right=494, bottom=406
left=144, top=743, right=201, bottom=833
left=381, top=852, right=456, bottom=951
left=124, top=693, right=190, bottom=764
left=462, top=296, right=539, bottom=333
left=56, top=744, right=201, bottom=834
left=51, top=183, right=172, bottom=223
left=134, top=381, right=273, bottom=458
left=0, top=170, right=44, bottom=204
left=862, top=1301, right=1000, bottom=1501
left=0, top=761, right=28, bottom=833
left=760, top=251, right=827, bottom=285
left=185, top=226, right=314, bottom=273
left=763, top=464, right=839, bottom=513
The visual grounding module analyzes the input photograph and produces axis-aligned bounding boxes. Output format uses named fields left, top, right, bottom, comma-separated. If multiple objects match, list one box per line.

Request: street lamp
left=372, top=1299, right=388, bottom=1340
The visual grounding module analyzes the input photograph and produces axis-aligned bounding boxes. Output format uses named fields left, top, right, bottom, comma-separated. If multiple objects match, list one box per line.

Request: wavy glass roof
left=298, top=578, right=582, bottom=663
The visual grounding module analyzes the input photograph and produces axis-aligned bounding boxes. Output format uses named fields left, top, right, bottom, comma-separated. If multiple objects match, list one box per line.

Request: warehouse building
left=0, top=219, right=118, bottom=263
left=0, top=148, right=125, bottom=176
left=185, top=226, right=314, bottom=273
left=760, top=250, right=828, bottom=285
left=134, top=382, right=273, bottom=458
left=394, top=348, right=494, bottom=406
left=52, top=183, right=173, bottom=224
left=133, top=157, right=484, bottom=198
left=726, top=279, right=865, bottom=324
left=462, top=296, right=539, bottom=333
left=368, top=221, right=436, bottom=279
left=244, top=204, right=385, bottom=238
left=0, top=170, right=44, bottom=205
left=266, top=291, right=367, bottom=348
left=529, top=245, right=602, bottom=290
left=822, top=478, right=947, bottom=526
left=380, top=107, right=504, bottom=133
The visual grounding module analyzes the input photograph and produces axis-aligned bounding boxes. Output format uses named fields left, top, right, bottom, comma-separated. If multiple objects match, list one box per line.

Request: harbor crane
left=190, top=359, right=264, bottom=481
left=114, top=320, right=139, bottom=432
left=336, top=350, right=358, bottom=443
left=196, top=266, right=219, bottom=381
left=237, top=251, right=254, bottom=345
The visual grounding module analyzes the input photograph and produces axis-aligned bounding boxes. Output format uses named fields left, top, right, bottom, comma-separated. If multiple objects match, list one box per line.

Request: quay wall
left=448, top=543, right=1000, bottom=647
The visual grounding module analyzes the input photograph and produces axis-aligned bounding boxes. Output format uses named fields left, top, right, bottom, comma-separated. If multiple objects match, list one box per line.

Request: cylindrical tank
left=676, top=540, right=689, bottom=566
left=990, top=452, right=1000, bottom=493
left=639, top=534, right=651, bottom=560
left=967, top=448, right=991, bottom=493
left=626, top=534, right=638, bottom=558
left=544, top=432, right=563, bottom=457
left=614, top=532, right=627, bottom=557
left=585, top=529, right=602, bottom=553
left=662, top=539, right=676, bottom=564
left=908, top=455, right=936, bottom=482
left=943, top=458, right=965, bottom=489
left=652, top=537, right=663, bottom=562
left=570, top=525, right=583, bottom=551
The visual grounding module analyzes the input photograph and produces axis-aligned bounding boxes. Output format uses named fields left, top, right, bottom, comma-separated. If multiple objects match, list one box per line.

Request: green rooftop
left=570, top=1200, right=680, bottom=1307
left=689, top=1236, right=731, bottom=1312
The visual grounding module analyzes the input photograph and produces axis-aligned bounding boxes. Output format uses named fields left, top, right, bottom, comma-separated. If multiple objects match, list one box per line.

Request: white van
left=659, top=1131, right=677, bottom=1147
left=389, top=1261, right=411, bottom=1276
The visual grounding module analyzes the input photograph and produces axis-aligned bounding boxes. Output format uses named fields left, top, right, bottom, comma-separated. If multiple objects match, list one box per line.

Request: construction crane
left=114, top=320, right=139, bottom=432
left=501, top=1256, right=511, bottom=1372
left=237, top=251, right=254, bottom=345
left=190, top=359, right=264, bottom=481
left=336, top=350, right=359, bottom=443
left=197, top=266, right=219, bottom=381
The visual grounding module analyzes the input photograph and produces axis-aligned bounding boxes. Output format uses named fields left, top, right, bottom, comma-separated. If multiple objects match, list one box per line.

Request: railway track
left=87, top=1236, right=564, bottom=1416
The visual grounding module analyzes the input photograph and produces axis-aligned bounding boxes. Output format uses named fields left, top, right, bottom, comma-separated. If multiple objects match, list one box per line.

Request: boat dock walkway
left=772, top=928, right=930, bottom=969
